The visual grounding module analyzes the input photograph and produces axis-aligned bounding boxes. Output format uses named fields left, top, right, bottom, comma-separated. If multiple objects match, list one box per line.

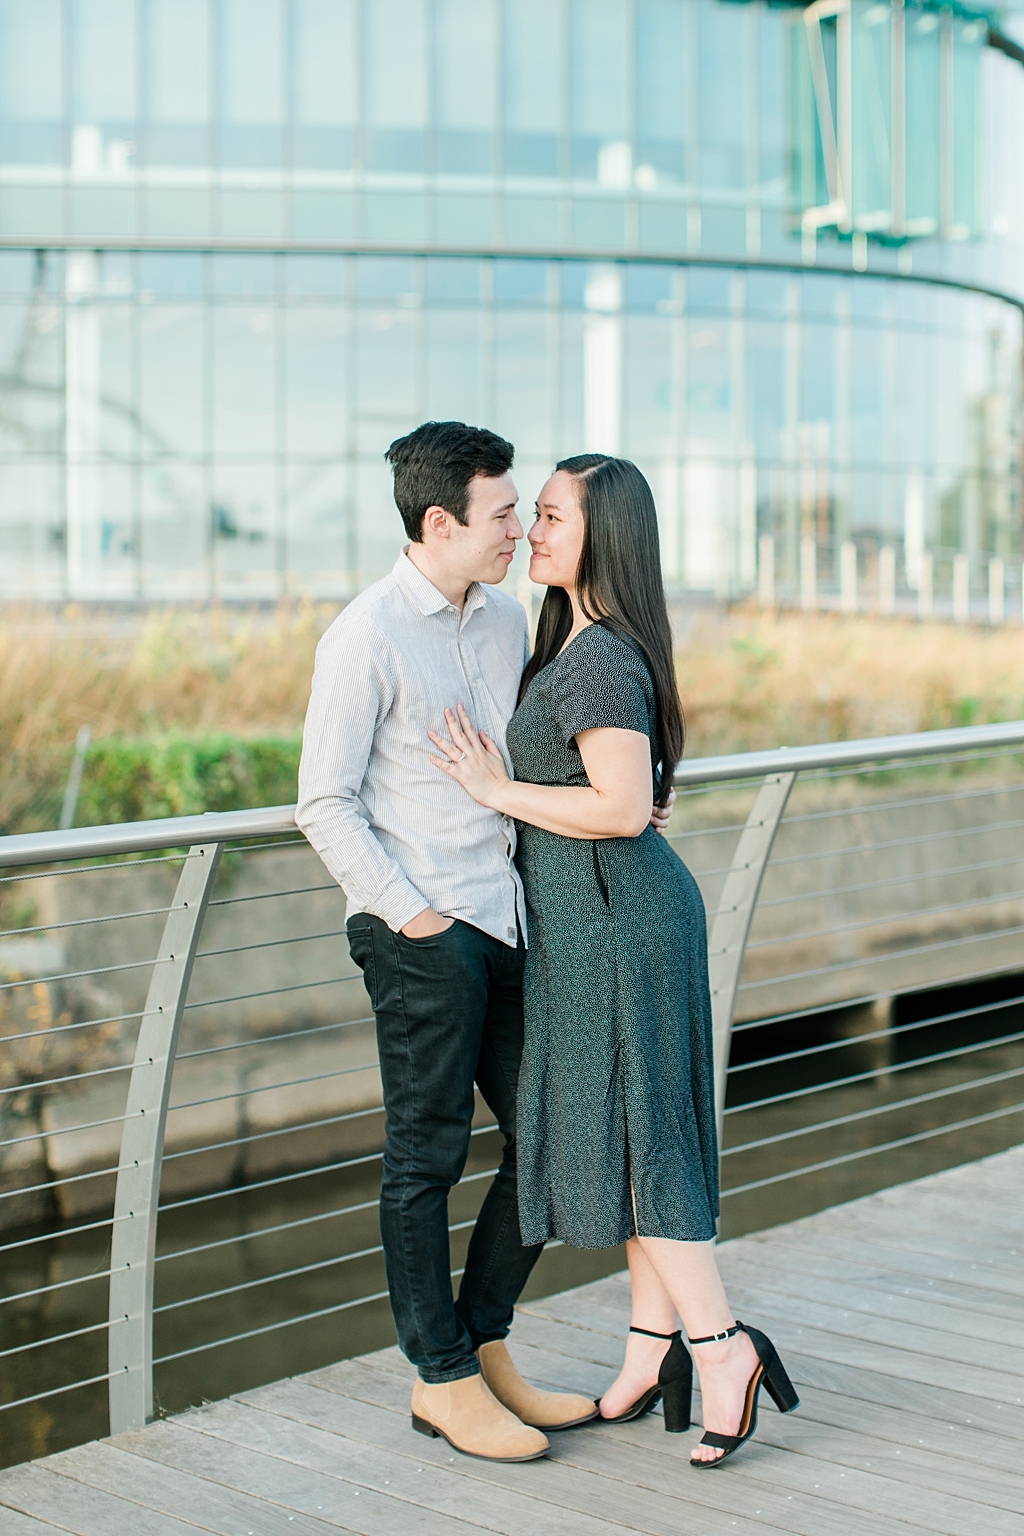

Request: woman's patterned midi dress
left=506, top=622, right=720, bottom=1249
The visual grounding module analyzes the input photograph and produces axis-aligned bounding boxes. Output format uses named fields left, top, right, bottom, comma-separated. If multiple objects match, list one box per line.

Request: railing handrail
left=1, top=720, right=1023, bottom=870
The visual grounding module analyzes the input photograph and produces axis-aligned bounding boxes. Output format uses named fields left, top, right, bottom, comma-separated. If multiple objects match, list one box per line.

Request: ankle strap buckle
left=687, top=1323, right=742, bottom=1345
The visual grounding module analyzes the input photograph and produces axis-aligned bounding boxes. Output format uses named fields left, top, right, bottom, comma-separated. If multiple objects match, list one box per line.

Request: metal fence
left=1, top=720, right=1023, bottom=1468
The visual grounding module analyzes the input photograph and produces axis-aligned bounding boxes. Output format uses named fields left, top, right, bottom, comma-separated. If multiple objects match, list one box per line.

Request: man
left=296, top=421, right=597, bottom=1463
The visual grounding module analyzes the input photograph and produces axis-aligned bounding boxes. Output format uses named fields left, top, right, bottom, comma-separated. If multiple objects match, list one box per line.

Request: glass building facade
left=1, top=0, right=1023, bottom=611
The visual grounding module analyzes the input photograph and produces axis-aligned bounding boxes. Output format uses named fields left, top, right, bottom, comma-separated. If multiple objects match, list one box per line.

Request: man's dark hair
left=384, top=421, right=515, bottom=542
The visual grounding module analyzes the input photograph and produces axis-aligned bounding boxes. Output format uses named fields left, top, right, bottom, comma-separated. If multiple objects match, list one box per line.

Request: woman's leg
left=599, top=1237, right=679, bottom=1417
left=637, top=1236, right=760, bottom=1464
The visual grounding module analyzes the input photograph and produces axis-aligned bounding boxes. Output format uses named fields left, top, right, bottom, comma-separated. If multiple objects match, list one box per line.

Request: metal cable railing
left=0, top=719, right=1022, bottom=1472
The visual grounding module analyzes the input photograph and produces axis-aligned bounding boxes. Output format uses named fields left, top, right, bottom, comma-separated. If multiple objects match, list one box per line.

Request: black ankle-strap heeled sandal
left=688, top=1321, right=800, bottom=1468
left=598, top=1326, right=693, bottom=1432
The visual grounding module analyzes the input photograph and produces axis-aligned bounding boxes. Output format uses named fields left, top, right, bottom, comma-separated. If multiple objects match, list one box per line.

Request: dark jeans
left=347, top=914, right=544, bottom=1384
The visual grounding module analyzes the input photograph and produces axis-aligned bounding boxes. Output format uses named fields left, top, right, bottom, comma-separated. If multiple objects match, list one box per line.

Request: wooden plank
left=549, top=1410, right=1023, bottom=1536
left=232, top=1375, right=874, bottom=1536
left=0, top=1507, right=67, bottom=1536
left=791, top=1213, right=1023, bottom=1275
left=721, top=1284, right=1024, bottom=1394
left=738, top=1228, right=1024, bottom=1299
left=0, top=1465, right=208, bottom=1536
left=718, top=1254, right=1024, bottom=1346
left=116, top=1414, right=574, bottom=1536
left=45, top=1442, right=341, bottom=1536
left=718, top=1234, right=1024, bottom=1324
left=489, top=1332, right=1024, bottom=1510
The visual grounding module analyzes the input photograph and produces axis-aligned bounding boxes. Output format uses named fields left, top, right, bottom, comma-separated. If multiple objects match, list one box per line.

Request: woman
left=429, top=454, right=797, bottom=1467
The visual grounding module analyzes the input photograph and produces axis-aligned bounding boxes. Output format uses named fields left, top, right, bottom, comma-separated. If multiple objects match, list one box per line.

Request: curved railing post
left=707, top=772, right=797, bottom=1144
left=107, top=841, right=223, bottom=1435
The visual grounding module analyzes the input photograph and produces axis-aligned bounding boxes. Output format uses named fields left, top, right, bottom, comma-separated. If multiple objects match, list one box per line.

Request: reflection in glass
left=292, top=0, right=356, bottom=170
left=435, top=0, right=496, bottom=175
left=0, top=0, right=62, bottom=165
left=504, top=0, right=561, bottom=178
left=571, top=0, right=630, bottom=184
left=144, top=0, right=210, bottom=167
left=218, top=0, right=283, bottom=168
left=364, top=0, right=428, bottom=172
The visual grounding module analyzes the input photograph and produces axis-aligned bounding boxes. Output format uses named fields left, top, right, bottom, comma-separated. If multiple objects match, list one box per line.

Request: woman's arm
left=430, top=705, right=652, bottom=840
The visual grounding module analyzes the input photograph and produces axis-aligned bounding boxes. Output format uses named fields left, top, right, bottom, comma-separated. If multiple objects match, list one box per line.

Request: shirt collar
left=394, top=547, right=488, bottom=620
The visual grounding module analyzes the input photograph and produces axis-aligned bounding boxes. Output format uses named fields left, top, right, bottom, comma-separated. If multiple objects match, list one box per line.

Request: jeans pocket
left=347, top=924, right=378, bottom=1010
left=399, top=918, right=459, bottom=948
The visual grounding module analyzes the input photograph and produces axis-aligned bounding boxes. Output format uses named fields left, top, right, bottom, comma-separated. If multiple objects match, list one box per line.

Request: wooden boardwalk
left=1, top=1147, right=1022, bottom=1536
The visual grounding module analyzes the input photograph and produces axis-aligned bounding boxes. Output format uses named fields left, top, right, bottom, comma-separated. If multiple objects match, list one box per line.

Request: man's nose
left=508, top=510, right=525, bottom=541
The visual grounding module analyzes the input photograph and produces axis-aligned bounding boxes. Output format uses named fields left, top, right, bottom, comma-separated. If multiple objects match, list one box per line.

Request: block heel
left=412, top=1413, right=438, bottom=1437
left=599, top=1326, right=692, bottom=1431
left=688, top=1321, right=799, bottom=1469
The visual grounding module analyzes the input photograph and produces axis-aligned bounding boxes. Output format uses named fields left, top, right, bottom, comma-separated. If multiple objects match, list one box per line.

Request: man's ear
left=421, top=504, right=451, bottom=540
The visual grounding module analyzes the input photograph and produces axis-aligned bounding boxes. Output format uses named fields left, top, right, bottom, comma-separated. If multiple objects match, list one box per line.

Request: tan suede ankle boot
left=478, top=1340, right=598, bottom=1430
left=411, top=1373, right=549, bottom=1461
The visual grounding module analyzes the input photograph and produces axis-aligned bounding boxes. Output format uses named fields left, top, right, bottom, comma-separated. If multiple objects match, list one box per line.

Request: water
left=2, top=974, right=1021, bottom=1472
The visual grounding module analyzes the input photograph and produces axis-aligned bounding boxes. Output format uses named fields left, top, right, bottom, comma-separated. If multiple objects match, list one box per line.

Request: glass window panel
left=144, top=0, right=211, bottom=167
left=355, top=455, right=405, bottom=583
left=504, top=0, right=562, bottom=177
left=355, top=308, right=417, bottom=420
left=0, top=463, right=65, bottom=597
left=850, top=1, right=892, bottom=230
left=211, top=253, right=276, bottom=296
left=211, top=461, right=280, bottom=595
left=354, top=258, right=417, bottom=301
left=435, top=0, right=496, bottom=173
left=623, top=314, right=675, bottom=458
left=637, top=0, right=689, bottom=187
left=139, top=305, right=205, bottom=453
left=0, top=279, right=64, bottom=455
left=0, top=0, right=62, bottom=164
left=493, top=259, right=548, bottom=306
left=698, top=0, right=749, bottom=192
left=69, top=0, right=137, bottom=141
left=292, top=0, right=356, bottom=170
left=425, top=257, right=481, bottom=303
left=624, top=264, right=673, bottom=312
left=68, top=463, right=137, bottom=596
left=285, top=463, right=354, bottom=597
left=571, top=0, right=630, bottom=182
left=747, top=319, right=786, bottom=460
left=850, top=323, right=885, bottom=466
left=284, top=307, right=349, bottom=455
left=286, top=254, right=348, bottom=298
left=904, top=10, right=940, bottom=235
left=218, top=0, right=283, bottom=167
left=364, top=0, right=428, bottom=172
left=951, top=20, right=983, bottom=236
left=141, top=461, right=209, bottom=596
left=686, top=268, right=732, bottom=313
left=425, top=309, right=483, bottom=424
left=434, top=194, right=496, bottom=245
left=138, top=252, right=205, bottom=297
left=212, top=306, right=277, bottom=453
left=686, top=318, right=732, bottom=451
left=93, top=304, right=135, bottom=454
left=757, top=7, right=786, bottom=200
left=493, top=311, right=554, bottom=457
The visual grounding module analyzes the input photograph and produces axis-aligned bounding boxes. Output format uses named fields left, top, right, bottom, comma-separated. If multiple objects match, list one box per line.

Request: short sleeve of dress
left=546, top=627, right=653, bottom=744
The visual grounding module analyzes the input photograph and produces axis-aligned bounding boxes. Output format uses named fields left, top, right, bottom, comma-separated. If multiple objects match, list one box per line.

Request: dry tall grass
left=2, top=601, right=1022, bottom=835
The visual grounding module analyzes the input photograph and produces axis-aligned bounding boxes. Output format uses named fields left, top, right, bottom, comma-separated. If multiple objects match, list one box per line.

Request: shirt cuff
left=367, top=880, right=433, bottom=935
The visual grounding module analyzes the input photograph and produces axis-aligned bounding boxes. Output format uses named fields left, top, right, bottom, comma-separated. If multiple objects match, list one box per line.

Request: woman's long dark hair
left=519, top=454, right=684, bottom=806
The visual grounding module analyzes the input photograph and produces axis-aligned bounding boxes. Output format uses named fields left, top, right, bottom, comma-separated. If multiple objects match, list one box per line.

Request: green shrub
left=73, top=734, right=302, bottom=827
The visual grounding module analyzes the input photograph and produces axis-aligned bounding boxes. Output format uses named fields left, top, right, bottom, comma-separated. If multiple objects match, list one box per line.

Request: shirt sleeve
left=295, top=615, right=429, bottom=932
left=546, top=630, right=653, bottom=744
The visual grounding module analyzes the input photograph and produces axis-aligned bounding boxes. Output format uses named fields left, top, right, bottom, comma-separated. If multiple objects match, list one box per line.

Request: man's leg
left=348, top=914, right=490, bottom=1383
left=455, top=933, right=543, bottom=1346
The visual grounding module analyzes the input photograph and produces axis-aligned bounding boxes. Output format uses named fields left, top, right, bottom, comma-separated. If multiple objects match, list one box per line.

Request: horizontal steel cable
left=167, top=1057, right=379, bottom=1115
left=779, top=779, right=1024, bottom=827
left=153, top=1289, right=393, bottom=1365
left=0, top=1057, right=134, bottom=1100
left=0, top=1369, right=116, bottom=1416
left=207, top=881, right=338, bottom=908
left=744, top=885, right=1024, bottom=955
left=728, top=991, right=1024, bottom=1076
left=731, top=956, right=1024, bottom=1033
left=155, top=1166, right=499, bottom=1265
left=158, top=1120, right=499, bottom=1214
left=175, top=1014, right=373, bottom=1062
left=155, top=1215, right=481, bottom=1318
left=0, top=1210, right=127, bottom=1254
left=0, top=1265, right=119, bottom=1311
left=0, top=1315, right=110, bottom=1363
left=0, top=1109, right=132, bottom=1153
left=0, top=852, right=192, bottom=885
left=666, top=821, right=747, bottom=843
left=195, top=927, right=349, bottom=962
left=0, top=903, right=177, bottom=939
left=0, top=951, right=171, bottom=994
left=161, top=1102, right=387, bottom=1163
left=722, top=1062, right=1024, bottom=1157
left=724, top=1027, right=1024, bottom=1114
left=0, top=1005, right=143, bottom=1047
left=721, top=1099, right=1024, bottom=1198
left=0, top=1160, right=123, bottom=1205
left=753, top=851, right=1024, bottom=911
left=765, top=814, right=1024, bottom=870
left=736, top=920, right=1024, bottom=992
left=182, top=971, right=361, bottom=1011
